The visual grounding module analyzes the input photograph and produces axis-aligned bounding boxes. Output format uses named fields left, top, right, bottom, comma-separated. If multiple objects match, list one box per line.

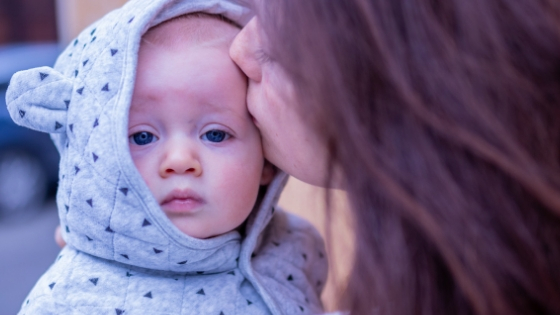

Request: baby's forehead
left=131, top=13, right=248, bottom=125
left=142, top=13, right=240, bottom=51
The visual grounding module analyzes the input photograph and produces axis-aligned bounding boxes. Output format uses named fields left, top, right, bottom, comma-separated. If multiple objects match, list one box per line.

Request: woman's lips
left=161, top=189, right=205, bottom=214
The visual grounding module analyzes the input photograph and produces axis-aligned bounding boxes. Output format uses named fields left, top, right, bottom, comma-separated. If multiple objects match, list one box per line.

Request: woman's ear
left=260, top=160, right=276, bottom=185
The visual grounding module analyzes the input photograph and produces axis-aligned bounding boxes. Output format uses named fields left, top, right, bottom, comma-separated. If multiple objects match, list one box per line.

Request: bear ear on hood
left=6, top=66, right=73, bottom=134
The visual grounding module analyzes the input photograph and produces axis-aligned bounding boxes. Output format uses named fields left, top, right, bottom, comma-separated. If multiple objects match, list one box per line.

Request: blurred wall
left=55, top=0, right=127, bottom=46
left=54, top=0, right=354, bottom=311
left=0, top=0, right=57, bottom=44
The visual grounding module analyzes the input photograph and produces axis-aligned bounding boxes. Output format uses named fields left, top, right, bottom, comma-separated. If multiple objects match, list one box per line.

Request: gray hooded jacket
left=6, top=0, right=328, bottom=314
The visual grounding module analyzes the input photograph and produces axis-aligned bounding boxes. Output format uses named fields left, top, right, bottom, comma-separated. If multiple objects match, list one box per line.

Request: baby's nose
left=160, top=145, right=202, bottom=177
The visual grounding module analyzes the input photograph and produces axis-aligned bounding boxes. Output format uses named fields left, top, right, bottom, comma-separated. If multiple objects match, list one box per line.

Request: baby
left=6, top=0, right=327, bottom=314
left=129, top=13, right=271, bottom=240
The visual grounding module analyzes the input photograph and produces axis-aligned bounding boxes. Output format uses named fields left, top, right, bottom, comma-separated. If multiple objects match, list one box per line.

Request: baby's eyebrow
left=202, top=101, right=247, bottom=119
left=201, top=107, right=250, bottom=130
left=209, top=110, right=247, bottom=125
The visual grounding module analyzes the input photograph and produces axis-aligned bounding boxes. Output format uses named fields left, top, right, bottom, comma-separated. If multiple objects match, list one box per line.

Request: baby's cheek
left=131, top=152, right=156, bottom=191
left=218, top=160, right=260, bottom=204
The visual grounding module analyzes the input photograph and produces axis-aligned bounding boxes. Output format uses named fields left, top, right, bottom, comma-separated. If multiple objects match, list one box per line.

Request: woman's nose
left=159, top=144, right=202, bottom=177
left=230, top=17, right=263, bottom=82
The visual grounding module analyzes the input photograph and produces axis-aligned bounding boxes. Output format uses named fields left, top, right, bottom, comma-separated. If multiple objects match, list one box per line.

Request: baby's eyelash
left=202, top=129, right=231, bottom=143
left=130, top=131, right=157, bottom=145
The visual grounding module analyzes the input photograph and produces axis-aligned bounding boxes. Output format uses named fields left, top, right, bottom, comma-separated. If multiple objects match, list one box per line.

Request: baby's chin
left=167, top=217, right=222, bottom=239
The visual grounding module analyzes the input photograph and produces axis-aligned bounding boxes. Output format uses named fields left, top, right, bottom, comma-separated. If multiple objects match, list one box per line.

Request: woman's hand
left=54, top=225, right=66, bottom=248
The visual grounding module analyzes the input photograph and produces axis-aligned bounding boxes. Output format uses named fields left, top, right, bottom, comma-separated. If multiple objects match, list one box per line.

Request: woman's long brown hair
left=256, top=0, right=560, bottom=314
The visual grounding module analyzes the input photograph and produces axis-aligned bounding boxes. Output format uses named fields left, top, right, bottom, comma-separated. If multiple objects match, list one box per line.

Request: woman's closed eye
left=255, top=49, right=273, bottom=64
left=130, top=131, right=157, bottom=145
left=202, top=129, right=231, bottom=143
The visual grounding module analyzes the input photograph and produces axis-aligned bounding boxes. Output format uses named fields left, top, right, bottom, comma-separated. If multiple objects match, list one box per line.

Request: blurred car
left=0, top=43, right=61, bottom=220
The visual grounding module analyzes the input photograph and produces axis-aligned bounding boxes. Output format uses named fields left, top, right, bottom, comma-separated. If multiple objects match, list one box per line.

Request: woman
left=230, top=0, right=560, bottom=314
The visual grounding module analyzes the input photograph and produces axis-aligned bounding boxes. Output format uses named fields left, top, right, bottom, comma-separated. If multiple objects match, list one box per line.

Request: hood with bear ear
left=6, top=0, right=288, bottom=274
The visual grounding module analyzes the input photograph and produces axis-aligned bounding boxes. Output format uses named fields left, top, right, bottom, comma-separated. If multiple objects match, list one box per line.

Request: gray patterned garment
left=5, top=0, right=328, bottom=314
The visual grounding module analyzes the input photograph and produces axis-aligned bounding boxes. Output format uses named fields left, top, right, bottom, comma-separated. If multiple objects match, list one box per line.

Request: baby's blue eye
left=131, top=131, right=155, bottom=145
left=203, top=130, right=228, bottom=143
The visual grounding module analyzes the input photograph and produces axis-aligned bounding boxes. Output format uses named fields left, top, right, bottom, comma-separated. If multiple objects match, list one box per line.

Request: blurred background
left=0, top=0, right=352, bottom=313
left=0, top=1, right=59, bottom=313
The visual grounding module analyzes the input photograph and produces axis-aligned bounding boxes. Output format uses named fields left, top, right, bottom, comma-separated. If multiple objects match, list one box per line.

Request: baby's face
left=128, top=34, right=268, bottom=239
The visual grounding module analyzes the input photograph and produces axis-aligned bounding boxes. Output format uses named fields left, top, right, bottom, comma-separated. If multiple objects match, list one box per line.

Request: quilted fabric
left=5, top=0, right=328, bottom=314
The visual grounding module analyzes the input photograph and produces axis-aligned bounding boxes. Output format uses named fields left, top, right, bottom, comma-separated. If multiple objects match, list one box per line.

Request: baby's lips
left=161, top=188, right=204, bottom=205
